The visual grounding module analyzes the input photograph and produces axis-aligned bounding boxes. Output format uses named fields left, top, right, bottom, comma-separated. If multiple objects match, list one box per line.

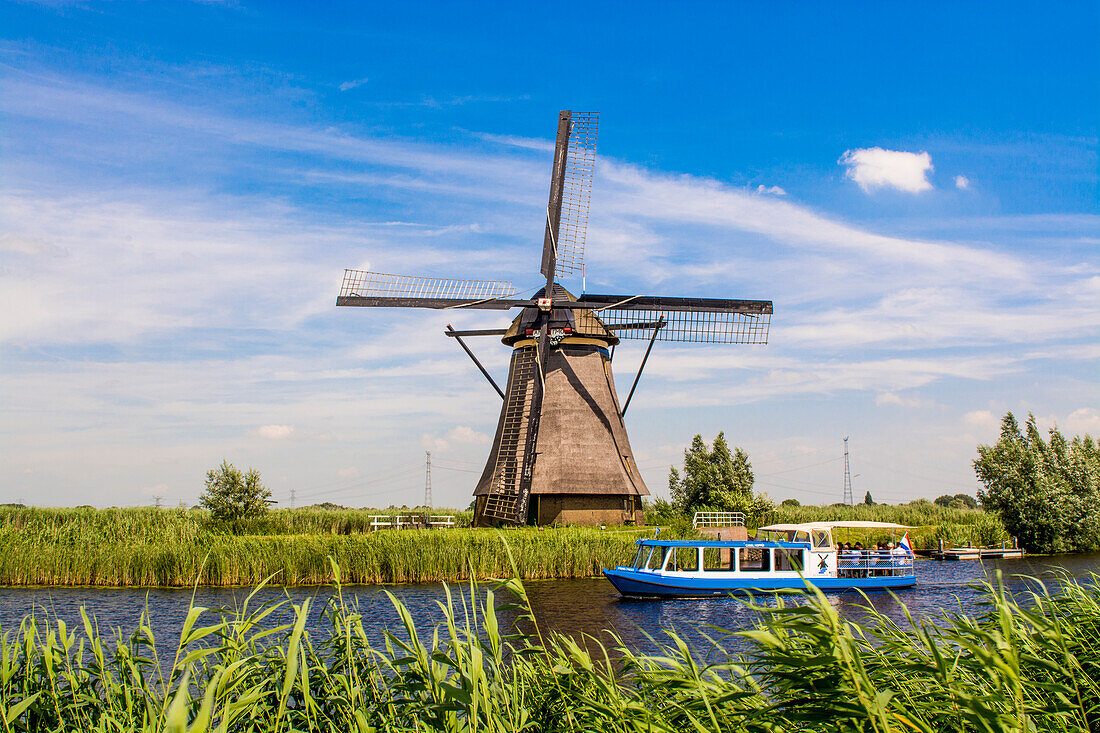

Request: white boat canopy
left=760, top=521, right=914, bottom=532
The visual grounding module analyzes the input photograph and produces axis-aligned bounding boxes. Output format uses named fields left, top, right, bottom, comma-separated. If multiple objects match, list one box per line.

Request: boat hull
left=602, top=567, right=916, bottom=597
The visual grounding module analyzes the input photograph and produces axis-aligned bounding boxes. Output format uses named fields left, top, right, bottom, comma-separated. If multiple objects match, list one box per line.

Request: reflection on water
left=1, top=554, right=1096, bottom=656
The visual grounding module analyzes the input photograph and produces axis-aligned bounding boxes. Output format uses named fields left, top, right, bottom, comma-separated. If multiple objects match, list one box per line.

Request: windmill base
left=474, top=493, right=644, bottom=527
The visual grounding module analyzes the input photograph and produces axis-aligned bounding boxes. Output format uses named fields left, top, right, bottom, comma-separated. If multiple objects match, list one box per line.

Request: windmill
left=337, top=110, right=772, bottom=526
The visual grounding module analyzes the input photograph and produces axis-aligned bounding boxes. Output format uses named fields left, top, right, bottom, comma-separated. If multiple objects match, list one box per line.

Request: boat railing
left=693, top=511, right=745, bottom=528
left=836, top=550, right=914, bottom=578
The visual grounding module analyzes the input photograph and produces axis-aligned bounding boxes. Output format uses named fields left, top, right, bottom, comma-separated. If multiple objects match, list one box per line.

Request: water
left=1, top=554, right=1096, bottom=656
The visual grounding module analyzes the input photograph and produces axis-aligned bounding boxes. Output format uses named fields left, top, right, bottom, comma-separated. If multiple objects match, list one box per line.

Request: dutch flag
left=899, top=532, right=913, bottom=557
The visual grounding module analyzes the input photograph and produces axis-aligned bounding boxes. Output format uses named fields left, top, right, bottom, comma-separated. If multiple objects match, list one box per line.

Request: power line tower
left=153, top=495, right=163, bottom=509
left=842, top=436, right=853, bottom=506
left=290, top=488, right=296, bottom=509
left=424, top=451, right=433, bottom=508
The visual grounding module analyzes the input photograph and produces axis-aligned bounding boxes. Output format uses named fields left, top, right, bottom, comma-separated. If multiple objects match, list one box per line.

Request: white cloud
left=839, top=147, right=934, bottom=193
left=756, top=184, right=787, bottom=196
left=955, top=175, right=970, bottom=190
left=1066, top=407, right=1100, bottom=435
left=447, top=425, right=491, bottom=444
left=963, top=410, right=999, bottom=431
left=421, top=425, right=492, bottom=453
left=258, top=424, right=294, bottom=439
left=875, top=392, right=933, bottom=408
left=338, top=77, right=369, bottom=91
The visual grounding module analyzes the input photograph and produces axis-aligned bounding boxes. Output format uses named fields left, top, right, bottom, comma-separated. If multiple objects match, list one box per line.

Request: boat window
left=702, top=547, right=734, bottom=571
left=665, top=547, right=699, bottom=572
left=774, top=549, right=804, bottom=572
left=633, top=547, right=650, bottom=569
left=737, top=548, right=771, bottom=572
left=647, top=547, right=666, bottom=570
left=811, top=530, right=832, bottom=549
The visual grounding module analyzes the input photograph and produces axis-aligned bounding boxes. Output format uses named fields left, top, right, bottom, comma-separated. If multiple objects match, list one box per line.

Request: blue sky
left=1, top=1, right=1097, bottom=509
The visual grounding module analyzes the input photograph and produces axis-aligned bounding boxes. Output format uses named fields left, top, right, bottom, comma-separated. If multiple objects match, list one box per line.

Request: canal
left=1, top=553, right=1096, bottom=655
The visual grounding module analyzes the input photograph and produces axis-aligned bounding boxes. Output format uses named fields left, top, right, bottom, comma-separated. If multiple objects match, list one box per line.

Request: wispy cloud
left=2, top=66, right=1097, bottom=508
left=338, top=77, right=369, bottom=91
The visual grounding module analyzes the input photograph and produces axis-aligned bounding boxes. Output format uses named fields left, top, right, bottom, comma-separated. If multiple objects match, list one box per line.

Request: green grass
left=0, top=507, right=658, bottom=586
left=0, top=553, right=1097, bottom=732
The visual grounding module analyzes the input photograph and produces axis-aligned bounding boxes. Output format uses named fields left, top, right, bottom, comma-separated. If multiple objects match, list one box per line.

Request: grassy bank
left=0, top=504, right=1009, bottom=586
left=0, top=562, right=1097, bottom=732
left=0, top=507, right=649, bottom=586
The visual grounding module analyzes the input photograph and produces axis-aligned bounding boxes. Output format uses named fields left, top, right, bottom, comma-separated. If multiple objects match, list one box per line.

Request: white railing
left=693, top=511, right=745, bottom=528
left=369, top=514, right=457, bottom=531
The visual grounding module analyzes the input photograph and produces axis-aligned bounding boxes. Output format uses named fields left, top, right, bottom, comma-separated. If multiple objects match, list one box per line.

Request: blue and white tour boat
left=602, top=521, right=916, bottom=597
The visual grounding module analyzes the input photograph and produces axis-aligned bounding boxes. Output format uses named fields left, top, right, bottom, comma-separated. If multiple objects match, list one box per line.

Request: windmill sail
left=579, top=293, right=772, bottom=344
left=337, top=270, right=518, bottom=309
left=555, top=111, right=597, bottom=276
left=541, top=111, right=597, bottom=279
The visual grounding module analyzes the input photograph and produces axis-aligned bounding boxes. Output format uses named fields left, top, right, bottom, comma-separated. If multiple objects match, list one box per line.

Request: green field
left=0, top=503, right=1008, bottom=586
left=0, top=563, right=1096, bottom=732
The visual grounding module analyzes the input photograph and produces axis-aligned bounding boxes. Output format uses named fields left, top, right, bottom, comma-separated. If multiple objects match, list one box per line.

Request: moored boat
left=602, top=521, right=916, bottom=597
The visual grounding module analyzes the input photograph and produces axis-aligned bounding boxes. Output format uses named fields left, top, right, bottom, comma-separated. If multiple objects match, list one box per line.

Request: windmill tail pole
left=621, top=317, right=665, bottom=417
left=446, top=325, right=505, bottom=399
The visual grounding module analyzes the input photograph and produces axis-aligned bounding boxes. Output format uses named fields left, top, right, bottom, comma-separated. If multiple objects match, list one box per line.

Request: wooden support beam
left=620, top=317, right=665, bottom=418
left=446, top=325, right=505, bottom=400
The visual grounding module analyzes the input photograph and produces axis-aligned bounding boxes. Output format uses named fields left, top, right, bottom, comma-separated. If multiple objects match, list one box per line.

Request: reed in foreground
left=0, top=554, right=1097, bottom=732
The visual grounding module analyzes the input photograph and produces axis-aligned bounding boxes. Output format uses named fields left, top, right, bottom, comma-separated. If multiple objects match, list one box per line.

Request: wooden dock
left=926, top=547, right=1026, bottom=561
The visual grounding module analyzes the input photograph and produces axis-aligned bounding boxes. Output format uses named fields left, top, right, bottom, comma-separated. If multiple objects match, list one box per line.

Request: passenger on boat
left=871, top=539, right=888, bottom=572
left=889, top=541, right=911, bottom=566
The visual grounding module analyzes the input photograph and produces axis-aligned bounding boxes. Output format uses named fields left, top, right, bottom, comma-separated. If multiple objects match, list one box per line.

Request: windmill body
left=337, top=111, right=772, bottom=526
left=473, top=285, right=647, bottom=526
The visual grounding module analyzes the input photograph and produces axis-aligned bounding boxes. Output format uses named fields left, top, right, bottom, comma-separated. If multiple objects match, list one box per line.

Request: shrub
left=199, top=461, right=272, bottom=530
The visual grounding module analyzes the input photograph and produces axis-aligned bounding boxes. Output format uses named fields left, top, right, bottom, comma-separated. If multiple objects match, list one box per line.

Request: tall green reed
left=0, top=545, right=1097, bottom=732
left=0, top=506, right=656, bottom=586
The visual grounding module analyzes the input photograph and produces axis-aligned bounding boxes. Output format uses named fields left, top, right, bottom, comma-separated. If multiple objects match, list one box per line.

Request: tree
left=200, top=461, right=272, bottom=528
left=668, top=432, right=774, bottom=522
left=863, top=491, right=874, bottom=505
left=952, top=494, right=977, bottom=509
left=936, top=493, right=977, bottom=509
left=781, top=498, right=800, bottom=507
left=975, top=412, right=1100, bottom=553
